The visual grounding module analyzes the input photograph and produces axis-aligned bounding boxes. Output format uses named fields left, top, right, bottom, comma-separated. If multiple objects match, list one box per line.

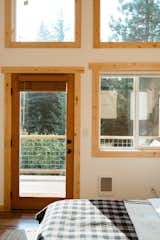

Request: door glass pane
left=100, top=76, right=134, bottom=149
left=19, top=91, right=66, bottom=197
left=139, top=77, right=160, bottom=147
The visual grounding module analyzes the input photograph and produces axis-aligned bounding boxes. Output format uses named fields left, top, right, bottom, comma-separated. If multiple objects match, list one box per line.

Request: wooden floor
left=0, top=211, right=39, bottom=231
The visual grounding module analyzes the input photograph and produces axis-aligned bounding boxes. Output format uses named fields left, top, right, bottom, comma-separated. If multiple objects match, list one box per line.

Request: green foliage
left=109, top=0, right=160, bottom=42
left=101, top=77, right=133, bottom=90
left=20, top=138, right=66, bottom=170
left=21, top=92, right=66, bottom=135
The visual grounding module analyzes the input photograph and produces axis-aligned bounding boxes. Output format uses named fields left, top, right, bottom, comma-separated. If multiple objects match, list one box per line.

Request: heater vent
left=98, top=176, right=112, bottom=195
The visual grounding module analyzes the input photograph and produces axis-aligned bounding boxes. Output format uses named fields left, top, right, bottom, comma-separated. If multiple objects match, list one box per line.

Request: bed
left=35, top=198, right=160, bottom=240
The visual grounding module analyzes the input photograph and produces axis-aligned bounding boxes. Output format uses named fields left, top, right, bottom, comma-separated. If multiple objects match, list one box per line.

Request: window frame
left=93, top=0, right=160, bottom=48
left=89, top=62, right=160, bottom=157
left=5, top=0, right=81, bottom=48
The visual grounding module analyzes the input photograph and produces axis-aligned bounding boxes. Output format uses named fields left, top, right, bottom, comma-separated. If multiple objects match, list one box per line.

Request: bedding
left=148, top=198, right=160, bottom=217
left=35, top=199, right=138, bottom=240
left=125, top=200, right=160, bottom=240
left=35, top=199, right=160, bottom=240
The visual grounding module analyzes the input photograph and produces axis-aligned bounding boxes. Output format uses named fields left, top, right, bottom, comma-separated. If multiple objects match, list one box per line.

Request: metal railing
left=100, top=136, right=134, bottom=148
left=100, top=135, right=159, bottom=148
left=20, top=134, right=66, bottom=175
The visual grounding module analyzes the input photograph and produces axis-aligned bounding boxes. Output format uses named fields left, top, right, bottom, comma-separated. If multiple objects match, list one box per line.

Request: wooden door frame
left=2, top=66, right=84, bottom=211
left=11, top=74, right=74, bottom=209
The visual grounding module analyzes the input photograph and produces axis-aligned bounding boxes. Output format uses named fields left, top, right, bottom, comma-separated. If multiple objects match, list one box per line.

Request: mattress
left=35, top=198, right=160, bottom=240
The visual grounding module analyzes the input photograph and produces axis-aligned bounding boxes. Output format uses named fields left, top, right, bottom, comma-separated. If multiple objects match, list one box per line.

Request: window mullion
left=134, top=77, right=139, bottom=148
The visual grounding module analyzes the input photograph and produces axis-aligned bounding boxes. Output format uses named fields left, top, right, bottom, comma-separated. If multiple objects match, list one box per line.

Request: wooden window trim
left=93, top=0, right=160, bottom=48
left=1, top=66, right=84, bottom=211
left=5, top=0, right=81, bottom=48
left=89, top=62, right=160, bottom=157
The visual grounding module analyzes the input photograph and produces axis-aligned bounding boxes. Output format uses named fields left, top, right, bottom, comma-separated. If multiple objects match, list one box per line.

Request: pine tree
left=22, top=92, right=66, bottom=135
left=37, top=10, right=68, bottom=42
left=109, top=0, right=160, bottom=42
left=52, top=18, right=65, bottom=41
left=51, top=9, right=69, bottom=42
left=37, top=22, right=52, bottom=41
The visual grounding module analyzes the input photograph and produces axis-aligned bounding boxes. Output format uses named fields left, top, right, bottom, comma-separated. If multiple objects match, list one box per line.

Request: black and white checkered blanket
left=36, top=199, right=138, bottom=240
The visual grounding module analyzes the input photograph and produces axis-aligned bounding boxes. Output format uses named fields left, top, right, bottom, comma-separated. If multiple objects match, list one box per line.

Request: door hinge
left=11, top=88, right=13, bottom=96
left=11, top=139, right=12, bottom=147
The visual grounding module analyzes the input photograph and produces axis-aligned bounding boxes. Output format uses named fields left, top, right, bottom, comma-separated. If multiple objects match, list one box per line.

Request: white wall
left=0, top=0, right=160, bottom=205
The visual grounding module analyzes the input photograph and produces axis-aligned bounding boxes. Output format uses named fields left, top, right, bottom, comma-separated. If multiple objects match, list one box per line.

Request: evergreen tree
left=22, top=92, right=66, bottom=135
left=109, top=0, right=160, bottom=42
left=52, top=17, right=65, bottom=41
left=37, top=11, right=68, bottom=42
left=37, top=22, right=52, bottom=41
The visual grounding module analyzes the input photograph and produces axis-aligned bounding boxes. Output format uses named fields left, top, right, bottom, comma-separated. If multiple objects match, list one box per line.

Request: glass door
left=11, top=74, right=74, bottom=209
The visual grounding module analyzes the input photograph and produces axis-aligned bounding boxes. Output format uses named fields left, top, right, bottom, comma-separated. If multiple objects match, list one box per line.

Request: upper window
left=6, top=0, right=81, bottom=48
left=94, top=0, right=160, bottom=48
left=90, top=63, right=160, bottom=157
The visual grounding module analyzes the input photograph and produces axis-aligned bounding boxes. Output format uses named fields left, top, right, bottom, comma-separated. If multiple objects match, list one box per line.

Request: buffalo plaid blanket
left=36, top=199, right=138, bottom=240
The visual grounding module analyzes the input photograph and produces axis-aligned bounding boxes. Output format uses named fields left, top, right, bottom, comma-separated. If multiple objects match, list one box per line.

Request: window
left=90, top=63, right=160, bottom=157
left=94, top=0, right=160, bottom=48
left=6, top=0, right=81, bottom=48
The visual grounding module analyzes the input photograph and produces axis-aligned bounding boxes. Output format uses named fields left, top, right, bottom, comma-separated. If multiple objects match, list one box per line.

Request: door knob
left=67, top=149, right=72, bottom=154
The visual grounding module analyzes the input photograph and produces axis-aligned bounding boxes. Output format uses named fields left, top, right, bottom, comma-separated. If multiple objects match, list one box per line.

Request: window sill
left=93, top=148, right=160, bottom=158
left=5, top=41, right=81, bottom=48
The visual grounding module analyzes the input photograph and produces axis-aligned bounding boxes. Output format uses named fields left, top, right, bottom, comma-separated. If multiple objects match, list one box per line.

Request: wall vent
left=98, top=176, right=112, bottom=196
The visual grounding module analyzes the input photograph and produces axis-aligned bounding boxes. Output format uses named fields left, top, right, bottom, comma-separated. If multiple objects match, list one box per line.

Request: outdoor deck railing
left=100, top=135, right=159, bottom=148
left=20, top=134, right=66, bottom=175
left=100, top=136, right=134, bottom=147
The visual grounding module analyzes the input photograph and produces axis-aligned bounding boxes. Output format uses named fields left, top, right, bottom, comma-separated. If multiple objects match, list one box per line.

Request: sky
left=100, top=0, right=120, bottom=41
left=15, top=0, right=75, bottom=41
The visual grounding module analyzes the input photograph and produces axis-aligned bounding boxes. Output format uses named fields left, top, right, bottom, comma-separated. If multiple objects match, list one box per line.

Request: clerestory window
left=94, top=0, right=160, bottom=48
left=6, top=0, right=81, bottom=48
